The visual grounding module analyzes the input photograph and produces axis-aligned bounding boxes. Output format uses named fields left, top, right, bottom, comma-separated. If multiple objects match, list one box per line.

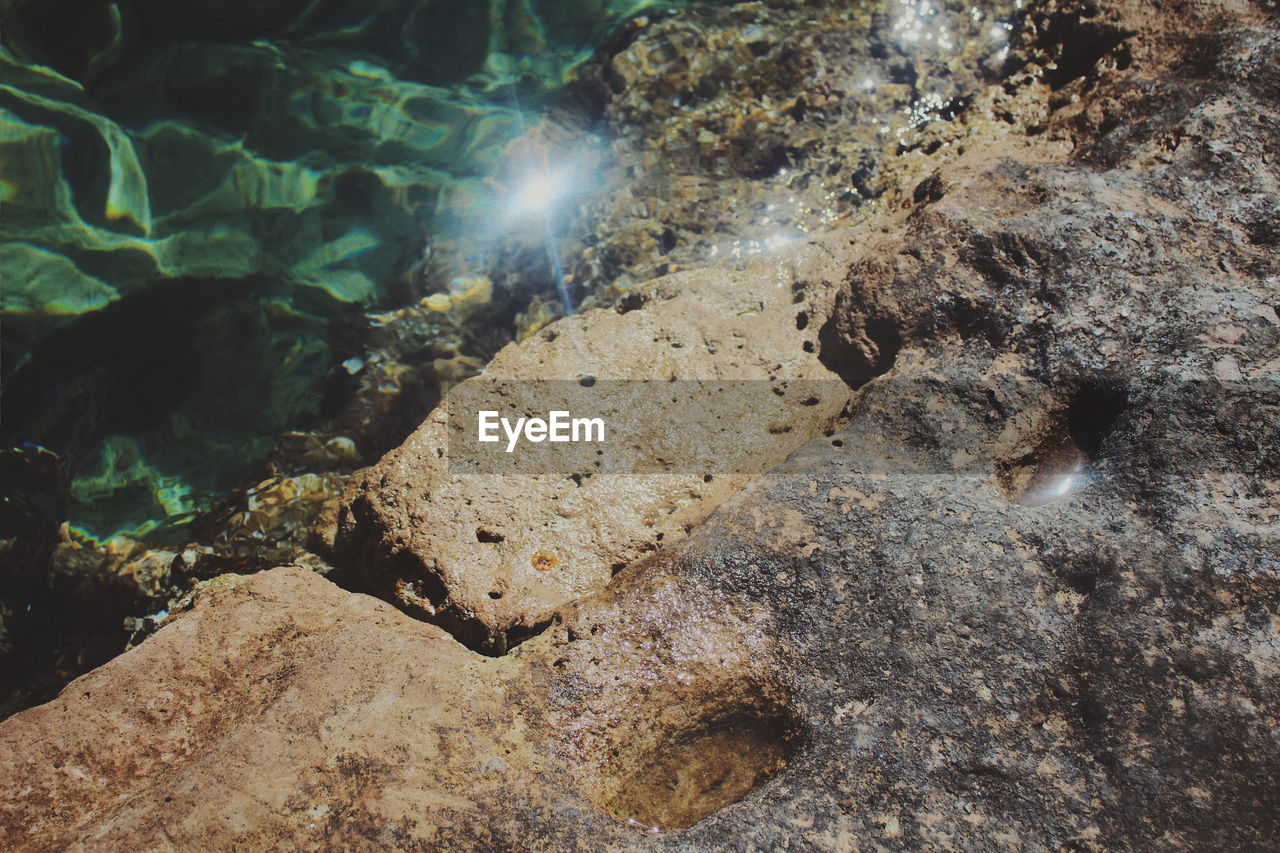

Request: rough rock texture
left=0, top=565, right=801, bottom=850
left=337, top=257, right=856, bottom=652
left=2, top=0, right=1279, bottom=849
left=0, top=0, right=1064, bottom=706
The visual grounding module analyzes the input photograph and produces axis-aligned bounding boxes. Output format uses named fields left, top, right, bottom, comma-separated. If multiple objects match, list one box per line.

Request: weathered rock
left=1, top=0, right=1278, bottom=849
left=0, top=563, right=801, bottom=850
left=336, top=255, right=856, bottom=652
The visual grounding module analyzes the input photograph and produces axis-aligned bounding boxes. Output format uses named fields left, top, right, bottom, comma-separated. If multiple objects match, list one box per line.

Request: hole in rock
left=475, top=528, right=505, bottom=543
left=598, top=702, right=802, bottom=831
left=616, top=291, right=648, bottom=314
left=1065, top=384, right=1126, bottom=457
left=998, top=384, right=1126, bottom=506
left=345, top=546, right=449, bottom=617
left=816, top=309, right=901, bottom=390
left=1062, top=571, right=1097, bottom=596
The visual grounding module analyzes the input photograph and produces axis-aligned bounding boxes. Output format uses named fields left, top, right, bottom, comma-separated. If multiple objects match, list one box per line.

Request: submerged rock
left=557, top=0, right=1034, bottom=304
left=1, top=0, right=1277, bottom=848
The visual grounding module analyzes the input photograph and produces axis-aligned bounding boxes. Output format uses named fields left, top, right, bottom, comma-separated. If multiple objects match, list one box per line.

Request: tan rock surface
left=0, top=563, right=797, bottom=851
left=336, top=255, right=856, bottom=652
left=2, top=0, right=1278, bottom=850
left=0, top=568, right=513, bottom=850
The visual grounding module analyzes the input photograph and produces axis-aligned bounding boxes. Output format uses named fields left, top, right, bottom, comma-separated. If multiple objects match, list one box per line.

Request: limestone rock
left=336, top=255, right=856, bottom=652
left=1, top=0, right=1277, bottom=849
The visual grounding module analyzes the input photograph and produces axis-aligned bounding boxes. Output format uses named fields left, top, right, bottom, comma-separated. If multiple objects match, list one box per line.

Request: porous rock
left=1, top=0, right=1278, bottom=849
left=336, top=255, right=855, bottom=652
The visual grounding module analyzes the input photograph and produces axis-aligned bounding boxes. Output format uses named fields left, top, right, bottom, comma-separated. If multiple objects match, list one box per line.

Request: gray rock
left=0, top=0, right=1275, bottom=849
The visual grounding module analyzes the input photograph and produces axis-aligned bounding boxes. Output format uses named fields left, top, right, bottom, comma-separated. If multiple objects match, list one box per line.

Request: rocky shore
left=2, top=0, right=1277, bottom=848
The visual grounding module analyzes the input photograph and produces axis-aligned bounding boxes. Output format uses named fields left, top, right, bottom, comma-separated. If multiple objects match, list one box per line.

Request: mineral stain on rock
left=599, top=705, right=800, bottom=830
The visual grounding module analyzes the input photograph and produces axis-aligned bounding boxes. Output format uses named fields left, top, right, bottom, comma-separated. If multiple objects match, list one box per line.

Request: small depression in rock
left=599, top=705, right=801, bottom=831
left=1003, top=426, right=1092, bottom=506
left=999, top=385, right=1125, bottom=506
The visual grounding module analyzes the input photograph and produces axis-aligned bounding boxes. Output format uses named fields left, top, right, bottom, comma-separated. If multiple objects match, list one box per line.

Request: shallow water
left=3, top=0, right=1022, bottom=544
left=1, top=0, right=737, bottom=540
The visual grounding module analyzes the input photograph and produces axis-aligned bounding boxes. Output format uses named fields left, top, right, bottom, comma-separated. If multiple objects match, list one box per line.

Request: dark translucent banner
left=444, top=380, right=849, bottom=475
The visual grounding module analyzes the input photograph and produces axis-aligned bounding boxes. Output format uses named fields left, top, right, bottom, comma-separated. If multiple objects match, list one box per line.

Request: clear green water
left=0, top=0, right=726, bottom=541
left=1, top=0, right=1021, bottom=544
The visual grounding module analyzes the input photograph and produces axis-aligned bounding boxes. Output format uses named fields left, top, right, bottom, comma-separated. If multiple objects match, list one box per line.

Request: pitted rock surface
left=336, top=255, right=856, bottom=652
left=1, top=0, right=1278, bottom=849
